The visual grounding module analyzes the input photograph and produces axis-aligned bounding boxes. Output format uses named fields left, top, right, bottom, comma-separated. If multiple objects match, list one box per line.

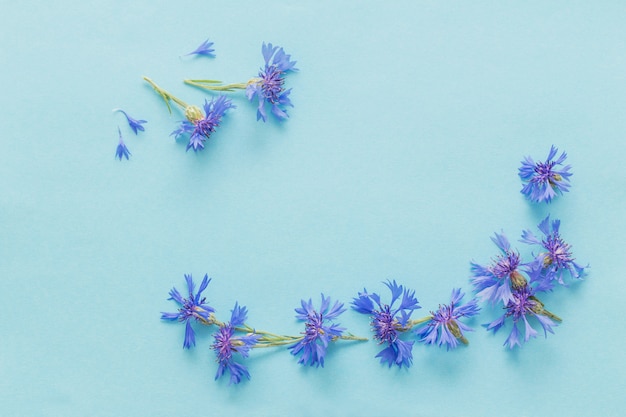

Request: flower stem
left=404, top=316, right=433, bottom=330
left=252, top=333, right=368, bottom=348
left=184, top=79, right=251, bottom=92
left=543, top=310, right=562, bottom=322
left=332, top=333, right=369, bottom=342
left=529, top=295, right=562, bottom=322
left=143, top=76, right=189, bottom=113
left=235, top=324, right=300, bottom=340
left=254, top=337, right=304, bottom=348
left=199, top=314, right=222, bottom=327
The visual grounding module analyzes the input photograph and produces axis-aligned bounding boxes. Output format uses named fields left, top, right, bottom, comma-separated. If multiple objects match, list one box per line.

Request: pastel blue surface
left=1, top=1, right=625, bottom=416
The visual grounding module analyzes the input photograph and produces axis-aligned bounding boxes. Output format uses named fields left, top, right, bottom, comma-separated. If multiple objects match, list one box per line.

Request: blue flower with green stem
left=484, top=284, right=560, bottom=349
left=288, top=294, right=346, bottom=368
left=521, top=215, right=588, bottom=286
left=184, top=42, right=297, bottom=122
left=144, top=77, right=234, bottom=152
left=470, top=232, right=528, bottom=305
left=160, top=274, right=215, bottom=349
left=519, top=145, right=572, bottom=203
left=415, top=288, right=480, bottom=350
left=352, top=280, right=421, bottom=369
left=211, top=303, right=260, bottom=385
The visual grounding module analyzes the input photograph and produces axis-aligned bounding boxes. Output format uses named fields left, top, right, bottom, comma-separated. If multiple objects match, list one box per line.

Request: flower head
left=171, top=96, right=235, bottom=152
left=484, top=285, right=559, bottom=349
left=246, top=42, right=297, bottom=122
left=211, top=303, right=260, bottom=385
left=415, top=289, right=480, bottom=350
left=521, top=215, right=587, bottom=286
left=352, top=280, right=420, bottom=368
left=470, top=232, right=527, bottom=305
left=115, top=127, right=131, bottom=160
left=160, top=274, right=215, bottom=349
left=114, top=109, right=147, bottom=135
left=187, top=38, right=215, bottom=57
left=519, top=145, right=572, bottom=203
left=288, top=294, right=346, bottom=368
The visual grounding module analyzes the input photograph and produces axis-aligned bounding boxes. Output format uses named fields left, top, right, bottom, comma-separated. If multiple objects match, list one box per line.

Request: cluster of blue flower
left=160, top=145, right=587, bottom=385
left=472, top=146, right=587, bottom=347
left=137, top=41, right=587, bottom=384
left=114, top=39, right=297, bottom=159
left=162, top=275, right=481, bottom=384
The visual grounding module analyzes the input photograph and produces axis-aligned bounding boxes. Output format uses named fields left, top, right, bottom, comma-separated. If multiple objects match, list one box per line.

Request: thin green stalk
left=184, top=79, right=251, bottom=92
left=143, top=76, right=189, bottom=113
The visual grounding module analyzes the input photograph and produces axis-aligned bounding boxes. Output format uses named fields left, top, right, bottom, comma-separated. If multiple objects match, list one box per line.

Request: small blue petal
left=187, top=38, right=215, bottom=57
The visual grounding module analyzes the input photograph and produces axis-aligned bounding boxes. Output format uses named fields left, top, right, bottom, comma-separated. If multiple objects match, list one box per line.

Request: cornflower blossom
left=415, top=289, right=480, bottom=350
left=288, top=294, right=346, bottom=368
left=160, top=274, right=215, bottom=349
left=187, top=39, right=215, bottom=57
left=470, top=232, right=527, bottom=305
left=114, top=109, right=147, bottom=134
left=484, top=285, right=560, bottom=349
left=211, top=303, right=260, bottom=385
left=521, top=215, right=587, bottom=286
left=246, top=42, right=297, bottom=122
left=171, top=96, right=235, bottom=152
left=519, top=145, right=572, bottom=203
left=352, top=280, right=420, bottom=369
left=115, top=128, right=131, bottom=160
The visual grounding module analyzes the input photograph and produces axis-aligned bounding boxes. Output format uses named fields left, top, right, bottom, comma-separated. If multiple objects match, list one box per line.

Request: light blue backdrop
left=1, top=1, right=625, bottom=416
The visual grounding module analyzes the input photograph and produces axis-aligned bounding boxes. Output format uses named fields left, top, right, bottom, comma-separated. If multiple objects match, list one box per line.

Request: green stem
left=333, top=333, right=369, bottom=342
left=143, top=76, right=189, bottom=113
left=235, top=324, right=300, bottom=340
left=404, top=316, right=433, bottom=330
left=201, top=319, right=367, bottom=347
left=543, top=310, right=562, bottom=322
left=253, top=333, right=368, bottom=349
left=184, top=79, right=252, bottom=92
left=254, top=337, right=305, bottom=348
left=529, top=296, right=562, bottom=322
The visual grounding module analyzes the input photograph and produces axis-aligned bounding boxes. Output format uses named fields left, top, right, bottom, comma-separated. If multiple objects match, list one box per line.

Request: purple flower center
left=179, top=295, right=206, bottom=321
left=543, top=234, right=573, bottom=269
left=259, top=65, right=285, bottom=104
left=532, top=161, right=560, bottom=185
left=212, top=325, right=235, bottom=362
left=193, top=116, right=218, bottom=139
left=303, top=313, right=325, bottom=341
left=506, top=289, right=538, bottom=320
left=490, top=251, right=521, bottom=279
left=432, top=304, right=454, bottom=324
left=372, top=306, right=398, bottom=344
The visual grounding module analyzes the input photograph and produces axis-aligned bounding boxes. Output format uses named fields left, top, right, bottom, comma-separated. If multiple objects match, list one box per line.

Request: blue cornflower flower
left=484, top=285, right=560, bottom=349
left=246, top=42, right=297, bottom=122
left=521, top=215, right=588, bottom=286
left=288, top=294, right=346, bottom=368
left=171, top=96, right=235, bottom=152
left=470, top=232, right=527, bottom=305
left=114, top=109, right=147, bottom=135
left=115, top=127, right=131, bottom=160
left=415, top=288, right=480, bottom=350
left=211, top=303, right=260, bottom=385
left=519, top=145, right=572, bottom=203
left=352, top=280, right=420, bottom=369
left=187, top=38, right=215, bottom=58
left=160, top=274, right=215, bottom=349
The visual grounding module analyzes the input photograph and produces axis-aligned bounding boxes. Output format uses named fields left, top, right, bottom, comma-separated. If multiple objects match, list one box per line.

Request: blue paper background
left=1, top=1, right=625, bottom=416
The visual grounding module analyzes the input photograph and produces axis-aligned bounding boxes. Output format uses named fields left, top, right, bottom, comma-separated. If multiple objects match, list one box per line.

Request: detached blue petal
left=187, top=38, right=215, bottom=57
